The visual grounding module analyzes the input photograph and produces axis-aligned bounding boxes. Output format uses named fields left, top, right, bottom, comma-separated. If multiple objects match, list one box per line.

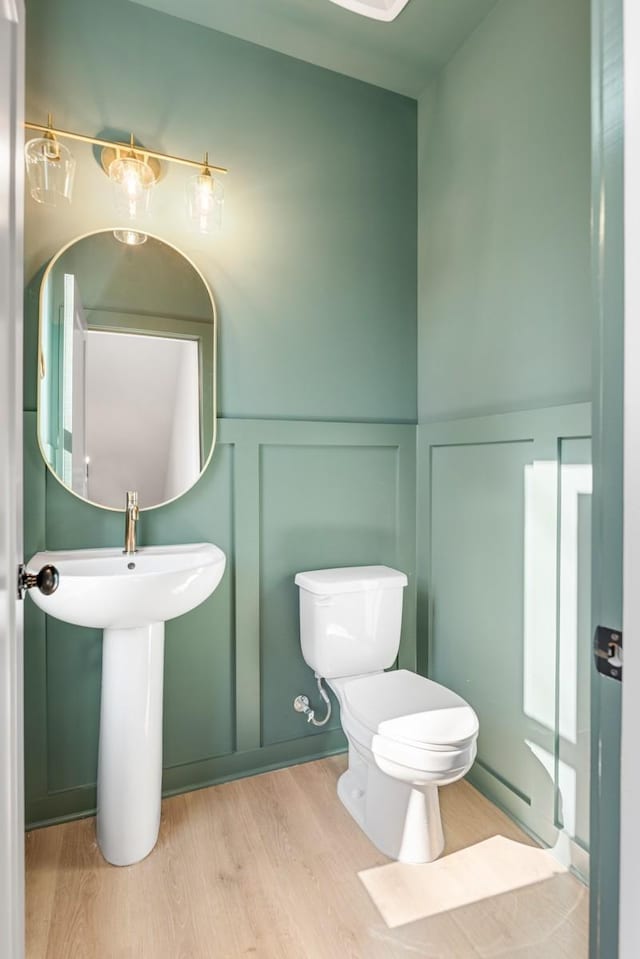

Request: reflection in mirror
left=38, top=231, right=216, bottom=510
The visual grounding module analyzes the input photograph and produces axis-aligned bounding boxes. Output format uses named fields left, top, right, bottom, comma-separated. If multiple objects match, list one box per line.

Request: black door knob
left=36, top=564, right=59, bottom=595
left=20, top=563, right=60, bottom=597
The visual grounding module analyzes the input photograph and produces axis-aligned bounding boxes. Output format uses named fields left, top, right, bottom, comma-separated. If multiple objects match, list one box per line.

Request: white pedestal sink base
left=97, top=622, right=165, bottom=866
left=26, top=543, right=226, bottom=867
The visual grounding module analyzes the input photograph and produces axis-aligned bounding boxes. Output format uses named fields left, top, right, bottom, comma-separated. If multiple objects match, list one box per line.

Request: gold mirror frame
left=36, top=228, right=218, bottom=512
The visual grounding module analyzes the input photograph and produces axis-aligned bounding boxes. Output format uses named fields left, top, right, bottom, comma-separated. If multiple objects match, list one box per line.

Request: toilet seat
left=332, top=669, right=479, bottom=758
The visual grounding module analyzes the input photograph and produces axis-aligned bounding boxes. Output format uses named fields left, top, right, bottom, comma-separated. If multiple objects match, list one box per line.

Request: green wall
left=418, top=0, right=591, bottom=422
left=416, top=0, right=593, bottom=869
left=25, top=0, right=417, bottom=423
left=23, top=0, right=418, bottom=826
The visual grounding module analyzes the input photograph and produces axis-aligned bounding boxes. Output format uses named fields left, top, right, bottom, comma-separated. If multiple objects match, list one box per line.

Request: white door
left=621, top=1, right=640, bottom=955
left=0, top=2, right=25, bottom=959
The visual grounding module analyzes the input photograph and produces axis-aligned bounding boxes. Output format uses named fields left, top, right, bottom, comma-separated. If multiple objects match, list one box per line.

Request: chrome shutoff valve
left=294, top=694, right=315, bottom=723
left=292, top=676, right=332, bottom=727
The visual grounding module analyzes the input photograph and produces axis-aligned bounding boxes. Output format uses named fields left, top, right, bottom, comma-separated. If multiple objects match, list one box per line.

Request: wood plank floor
left=25, top=756, right=588, bottom=958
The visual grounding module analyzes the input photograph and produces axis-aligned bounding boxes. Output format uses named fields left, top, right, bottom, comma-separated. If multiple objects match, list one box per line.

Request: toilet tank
left=294, top=566, right=408, bottom=679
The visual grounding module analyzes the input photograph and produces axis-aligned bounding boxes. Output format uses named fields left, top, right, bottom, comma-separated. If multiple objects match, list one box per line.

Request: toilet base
left=337, top=750, right=445, bottom=863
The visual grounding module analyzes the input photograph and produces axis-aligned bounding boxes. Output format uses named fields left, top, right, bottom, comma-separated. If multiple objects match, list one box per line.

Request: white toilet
left=295, top=565, right=479, bottom=863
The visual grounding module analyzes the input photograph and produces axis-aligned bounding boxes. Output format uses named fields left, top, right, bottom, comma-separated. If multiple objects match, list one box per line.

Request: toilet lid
left=295, top=565, right=407, bottom=595
left=341, top=670, right=479, bottom=748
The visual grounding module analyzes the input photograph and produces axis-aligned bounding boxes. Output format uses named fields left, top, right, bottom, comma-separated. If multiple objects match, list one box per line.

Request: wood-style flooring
left=25, top=755, right=588, bottom=958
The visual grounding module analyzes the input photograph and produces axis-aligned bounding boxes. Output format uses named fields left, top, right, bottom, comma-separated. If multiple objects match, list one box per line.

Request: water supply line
left=293, top=675, right=332, bottom=727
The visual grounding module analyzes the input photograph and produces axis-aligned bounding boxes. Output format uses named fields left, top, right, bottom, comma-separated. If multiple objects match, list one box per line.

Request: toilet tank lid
left=294, top=565, right=408, bottom=595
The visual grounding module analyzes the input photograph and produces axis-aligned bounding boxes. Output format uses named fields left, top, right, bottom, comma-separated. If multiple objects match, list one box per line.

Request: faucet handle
left=123, top=490, right=140, bottom=556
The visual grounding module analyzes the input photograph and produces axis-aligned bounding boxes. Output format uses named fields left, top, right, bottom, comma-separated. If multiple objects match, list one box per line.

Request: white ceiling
left=129, top=0, right=499, bottom=97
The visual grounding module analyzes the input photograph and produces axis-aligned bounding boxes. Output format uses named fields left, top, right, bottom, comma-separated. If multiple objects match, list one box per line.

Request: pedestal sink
left=26, top=543, right=226, bottom=866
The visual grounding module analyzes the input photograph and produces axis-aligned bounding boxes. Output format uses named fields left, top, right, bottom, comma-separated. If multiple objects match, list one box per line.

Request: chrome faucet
left=124, top=491, right=139, bottom=555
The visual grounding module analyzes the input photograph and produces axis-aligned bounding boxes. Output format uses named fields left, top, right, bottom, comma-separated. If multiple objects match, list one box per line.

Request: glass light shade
left=25, top=137, right=75, bottom=206
left=108, top=156, right=156, bottom=221
left=186, top=171, right=224, bottom=234
left=112, top=229, right=148, bottom=246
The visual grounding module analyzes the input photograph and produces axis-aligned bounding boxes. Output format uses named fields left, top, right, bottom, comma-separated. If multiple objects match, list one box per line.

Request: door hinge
left=17, top=564, right=29, bottom=600
left=594, top=625, right=623, bottom=681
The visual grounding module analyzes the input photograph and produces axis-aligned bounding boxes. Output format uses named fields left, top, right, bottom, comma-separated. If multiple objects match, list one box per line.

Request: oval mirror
left=37, top=230, right=216, bottom=510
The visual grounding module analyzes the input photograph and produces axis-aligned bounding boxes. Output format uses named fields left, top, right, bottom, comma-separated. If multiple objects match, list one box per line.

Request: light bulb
left=108, top=155, right=156, bottom=221
left=186, top=166, right=224, bottom=234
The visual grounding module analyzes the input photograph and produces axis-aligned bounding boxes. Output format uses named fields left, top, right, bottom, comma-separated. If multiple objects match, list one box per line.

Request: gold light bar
left=24, top=121, right=228, bottom=175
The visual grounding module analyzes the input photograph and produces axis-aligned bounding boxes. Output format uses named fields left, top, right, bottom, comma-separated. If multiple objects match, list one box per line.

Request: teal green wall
left=418, top=0, right=591, bottom=422
left=416, top=0, right=593, bottom=867
left=23, top=0, right=417, bottom=826
left=25, top=0, right=417, bottom=423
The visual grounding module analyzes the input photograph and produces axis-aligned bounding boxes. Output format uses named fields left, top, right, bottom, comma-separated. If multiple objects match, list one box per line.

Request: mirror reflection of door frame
left=84, top=327, right=202, bottom=507
left=61, top=273, right=88, bottom=497
left=87, top=311, right=211, bottom=464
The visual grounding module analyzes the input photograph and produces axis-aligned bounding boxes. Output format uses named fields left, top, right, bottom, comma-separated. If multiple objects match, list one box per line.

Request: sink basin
left=27, top=543, right=226, bottom=628
left=26, top=542, right=226, bottom=867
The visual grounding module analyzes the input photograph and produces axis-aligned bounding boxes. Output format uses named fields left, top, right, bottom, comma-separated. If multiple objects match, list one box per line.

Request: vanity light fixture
left=24, top=114, right=76, bottom=206
left=24, top=116, right=228, bottom=234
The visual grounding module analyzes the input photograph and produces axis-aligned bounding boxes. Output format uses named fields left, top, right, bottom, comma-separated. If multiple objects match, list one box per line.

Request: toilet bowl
left=295, top=565, right=479, bottom=863
left=329, top=669, right=478, bottom=862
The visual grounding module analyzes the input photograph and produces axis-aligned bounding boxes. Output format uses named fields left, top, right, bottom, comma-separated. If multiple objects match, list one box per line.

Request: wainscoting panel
left=259, top=434, right=414, bottom=747
left=23, top=416, right=416, bottom=827
left=417, top=403, right=591, bottom=874
left=429, top=439, right=536, bottom=802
